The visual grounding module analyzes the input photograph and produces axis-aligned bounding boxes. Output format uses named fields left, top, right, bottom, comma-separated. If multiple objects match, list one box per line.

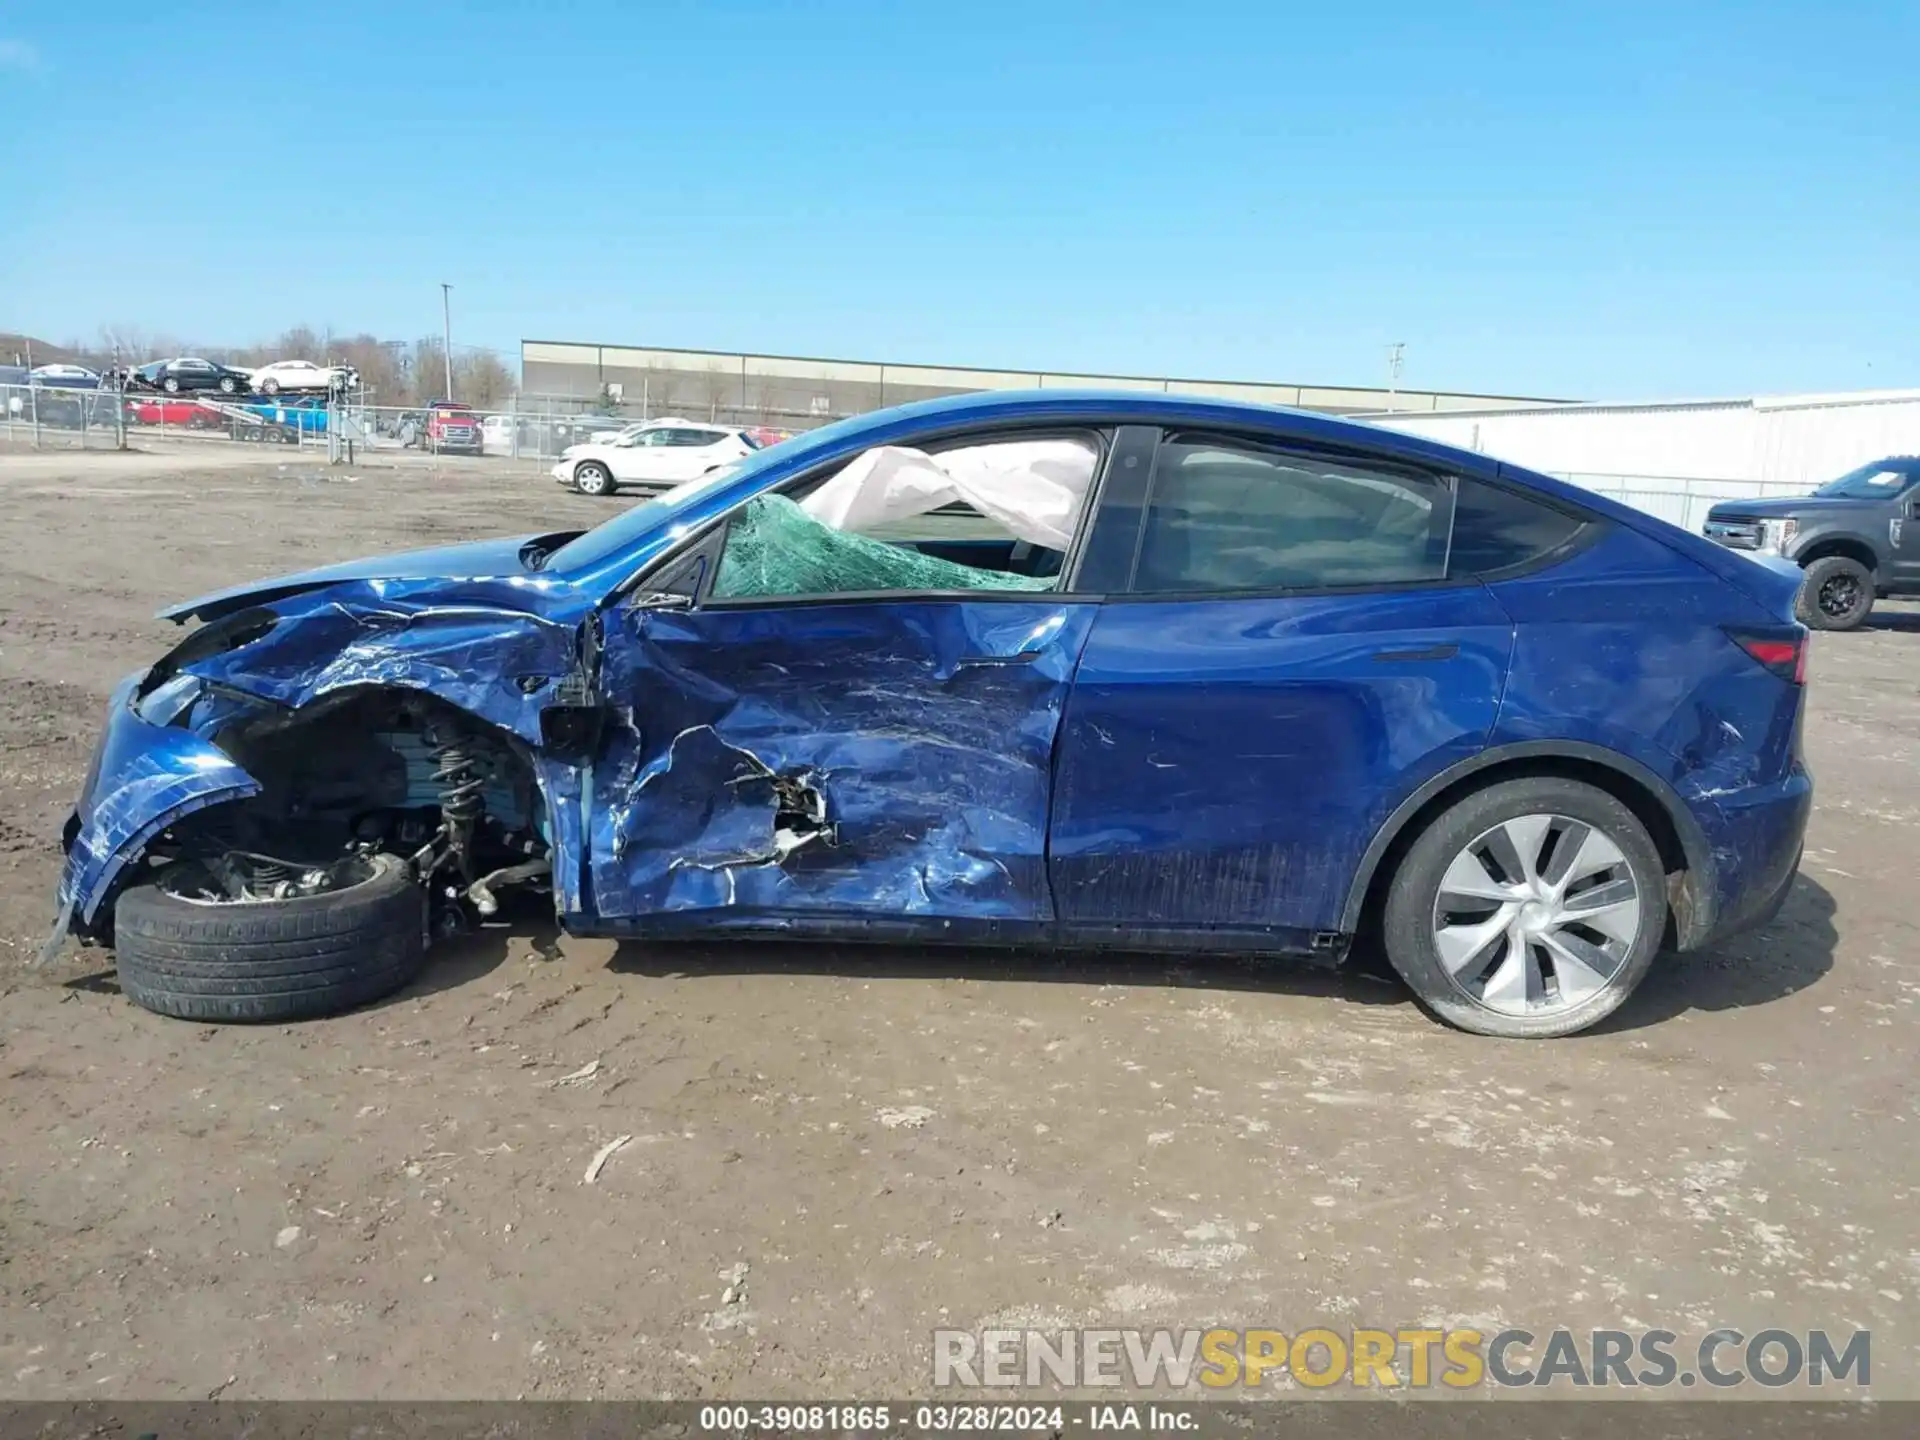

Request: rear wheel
left=573, top=461, right=614, bottom=496
left=1796, top=554, right=1874, bottom=631
left=1382, top=777, right=1667, bottom=1038
left=112, top=852, right=425, bottom=1024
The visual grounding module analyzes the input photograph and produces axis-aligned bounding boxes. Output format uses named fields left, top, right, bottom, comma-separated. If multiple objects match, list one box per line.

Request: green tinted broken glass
left=711, top=494, right=1054, bottom=599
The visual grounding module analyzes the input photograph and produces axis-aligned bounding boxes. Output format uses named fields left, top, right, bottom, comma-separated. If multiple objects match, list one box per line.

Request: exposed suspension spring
left=242, top=854, right=300, bottom=888
left=429, top=736, right=485, bottom=824
left=424, top=719, right=486, bottom=873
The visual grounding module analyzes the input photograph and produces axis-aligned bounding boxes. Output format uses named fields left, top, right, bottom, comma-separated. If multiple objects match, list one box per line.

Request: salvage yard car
left=127, top=356, right=255, bottom=396
left=1703, top=456, right=1920, bottom=632
left=421, top=399, right=484, bottom=454
left=553, top=420, right=760, bottom=495
left=46, top=391, right=1813, bottom=1038
left=250, top=358, right=358, bottom=395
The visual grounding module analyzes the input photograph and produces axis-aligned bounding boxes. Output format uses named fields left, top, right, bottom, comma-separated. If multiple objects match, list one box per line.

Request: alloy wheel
left=1819, top=573, right=1862, bottom=620
left=1431, top=812, right=1643, bottom=1017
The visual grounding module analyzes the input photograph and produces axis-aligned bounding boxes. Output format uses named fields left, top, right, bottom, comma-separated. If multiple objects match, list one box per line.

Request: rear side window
left=1447, top=478, right=1587, bottom=576
left=1130, top=435, right=1452, bottom=593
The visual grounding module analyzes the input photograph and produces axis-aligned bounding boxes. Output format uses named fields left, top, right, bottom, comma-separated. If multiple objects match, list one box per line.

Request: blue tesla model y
left=49, top=390, right=1810, bottom=1037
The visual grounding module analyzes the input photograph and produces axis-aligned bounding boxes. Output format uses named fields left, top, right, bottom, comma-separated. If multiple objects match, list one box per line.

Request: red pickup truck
left=423, top=401, right=483, bottom=455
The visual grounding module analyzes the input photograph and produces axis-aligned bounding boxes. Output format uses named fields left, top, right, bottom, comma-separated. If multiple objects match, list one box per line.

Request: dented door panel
left=587, top=599, right=1096, bottom=923
left=1049, top=586, right=1515, bottom=937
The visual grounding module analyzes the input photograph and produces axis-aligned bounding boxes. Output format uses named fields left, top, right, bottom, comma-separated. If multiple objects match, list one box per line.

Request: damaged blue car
left=47, top=390, right=1812, bottom=1037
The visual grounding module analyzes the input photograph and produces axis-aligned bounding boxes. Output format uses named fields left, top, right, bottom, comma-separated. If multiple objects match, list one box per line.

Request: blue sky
left=2, top=0, right=1915, bottom=399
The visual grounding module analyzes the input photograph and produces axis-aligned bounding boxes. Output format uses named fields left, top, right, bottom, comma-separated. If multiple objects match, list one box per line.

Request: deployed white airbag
left=799, top=438, right=1098, bottom=551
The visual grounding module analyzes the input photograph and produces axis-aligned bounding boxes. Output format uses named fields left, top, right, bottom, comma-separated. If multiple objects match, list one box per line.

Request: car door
left=582, top=429, right=1111, bottom=932
left=658, top=427, right=722, bottom=482
left=607, top=429, right=672, bottom=484
left=1891, top=486, right=1920, bottom=585
left=677, top=428, right=727, bottom=477
left=1047, top=426, right=1519, bottom=948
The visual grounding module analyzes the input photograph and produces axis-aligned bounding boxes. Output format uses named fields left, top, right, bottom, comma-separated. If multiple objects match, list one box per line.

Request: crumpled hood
left=158, top=533, right=576, bottom=624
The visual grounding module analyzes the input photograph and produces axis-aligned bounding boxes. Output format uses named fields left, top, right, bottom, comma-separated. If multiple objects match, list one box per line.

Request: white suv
left=551, top=420, right=758, bottom=496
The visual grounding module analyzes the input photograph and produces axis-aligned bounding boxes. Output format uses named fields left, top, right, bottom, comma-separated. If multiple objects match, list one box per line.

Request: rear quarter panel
left=1486, top=523, right=1809, bottom=934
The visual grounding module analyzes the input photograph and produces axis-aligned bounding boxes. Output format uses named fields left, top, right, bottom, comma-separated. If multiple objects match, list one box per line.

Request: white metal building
left=1368, top=389, right=1920, bottom=532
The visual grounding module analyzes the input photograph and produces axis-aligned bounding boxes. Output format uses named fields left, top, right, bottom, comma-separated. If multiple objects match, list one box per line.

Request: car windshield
left=1813, top=460, right=1920, bottom=498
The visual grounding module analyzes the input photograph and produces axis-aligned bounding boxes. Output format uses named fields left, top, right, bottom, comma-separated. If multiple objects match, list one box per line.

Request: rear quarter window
left=1447, top=477, right=1589, bottom=576
left=1131, top=434, right=1453, bottom=593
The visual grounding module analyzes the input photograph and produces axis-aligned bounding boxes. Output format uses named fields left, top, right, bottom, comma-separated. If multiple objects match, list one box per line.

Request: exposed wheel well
left=1797, top=539, right=1879, bottom=575
left=1349, top=754, right=1692, bottom=947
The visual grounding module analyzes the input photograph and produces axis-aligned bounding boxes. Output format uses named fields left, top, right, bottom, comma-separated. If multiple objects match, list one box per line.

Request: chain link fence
left=1564, top=473, right=1815, bottom=533
left=2, top=385, right=129, bottom=449
left=0, top=384, right=790, bottom=463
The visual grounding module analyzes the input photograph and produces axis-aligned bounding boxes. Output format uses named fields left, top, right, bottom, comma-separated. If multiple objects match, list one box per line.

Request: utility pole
left=1386, top=342, right=1405, bottom=408
left=440, top=283, right=454, bottom=400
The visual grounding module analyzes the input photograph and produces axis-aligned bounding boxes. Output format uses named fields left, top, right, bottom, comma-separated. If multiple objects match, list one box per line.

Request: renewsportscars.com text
left=933, top=1326, right=1871, bottom=1390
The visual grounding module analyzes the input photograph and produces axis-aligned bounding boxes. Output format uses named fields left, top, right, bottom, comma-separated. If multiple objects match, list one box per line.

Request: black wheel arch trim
left=1793, top=539, right=1884, bottom=574
left=1337, top=739, right=1718, bottom=946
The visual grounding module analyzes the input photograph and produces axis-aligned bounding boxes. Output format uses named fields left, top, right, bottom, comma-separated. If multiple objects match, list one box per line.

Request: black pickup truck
left=1703, top=457, right=1920, bottom=630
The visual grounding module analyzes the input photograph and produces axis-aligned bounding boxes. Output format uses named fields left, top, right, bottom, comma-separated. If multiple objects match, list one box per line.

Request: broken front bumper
left=45, top=672, right=262, bottom=952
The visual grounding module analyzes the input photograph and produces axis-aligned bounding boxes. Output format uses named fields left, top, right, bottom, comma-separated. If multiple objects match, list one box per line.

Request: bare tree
left=645, top=363, right=677, bottom=419
left=700, top=366, right=734, bottom=423
left=458, top=350, right=515, bottom=409
left=97, top=325, right=186, bottom=366
left=412, top=337, right=449, bottom=404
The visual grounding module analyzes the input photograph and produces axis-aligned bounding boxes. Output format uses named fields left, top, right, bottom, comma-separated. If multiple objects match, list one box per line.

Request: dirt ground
left=0, top=444, right=1915, bottom=1402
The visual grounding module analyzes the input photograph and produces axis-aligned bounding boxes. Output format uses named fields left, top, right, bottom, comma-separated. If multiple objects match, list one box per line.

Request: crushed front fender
left=49, top=673, right=262, bottom=942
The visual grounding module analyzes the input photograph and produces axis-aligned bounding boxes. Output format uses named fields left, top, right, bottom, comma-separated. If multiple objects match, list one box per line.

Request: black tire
left=219, top=376, right=239, bottom=395
left=1381, top=776, right=1667, bottom=1038
left=112, top=854, right=426, bottom=1024
left=573, top=460, right=615, bottom=496
left=162, top=376, right=180, bottom=394
left=262, top=378, right=280, bottom=395
left=1795, top=554, right=1874, bottom=632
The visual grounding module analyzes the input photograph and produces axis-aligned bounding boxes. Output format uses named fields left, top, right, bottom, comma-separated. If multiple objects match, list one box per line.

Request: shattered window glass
left=712, top=495, right=1054, bottom=599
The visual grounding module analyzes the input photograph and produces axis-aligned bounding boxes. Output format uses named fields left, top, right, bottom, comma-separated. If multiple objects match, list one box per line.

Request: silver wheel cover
left=1432, top=812, right=1644, bottom=1016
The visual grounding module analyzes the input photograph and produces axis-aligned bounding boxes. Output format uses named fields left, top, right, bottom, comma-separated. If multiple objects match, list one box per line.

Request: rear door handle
left=955, top=648, right=1047, bottom=668
left=1372, top=643, right=1459, bottom=663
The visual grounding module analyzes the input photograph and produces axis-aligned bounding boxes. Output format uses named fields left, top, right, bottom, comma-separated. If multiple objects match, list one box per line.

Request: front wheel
left=112, top=852, right=426, bottom=1023
left=261, top=378, right=280, bottom=396
left=573, top=460, right=615, bottom=496
left=162, top=377, right=181, bottom=394
left=219, top=376, right=238, bottom=395
left=1382, top=777, right=1667, bottom=1038
left=1795, top=554, right=1874, bottom=631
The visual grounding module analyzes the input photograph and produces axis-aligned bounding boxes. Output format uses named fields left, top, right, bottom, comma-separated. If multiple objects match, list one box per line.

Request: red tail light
left=1727, top=628, right=1807, bottom=684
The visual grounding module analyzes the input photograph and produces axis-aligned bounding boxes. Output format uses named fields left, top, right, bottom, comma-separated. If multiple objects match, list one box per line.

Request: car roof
left=798, top=387, right=1489, bottom=470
